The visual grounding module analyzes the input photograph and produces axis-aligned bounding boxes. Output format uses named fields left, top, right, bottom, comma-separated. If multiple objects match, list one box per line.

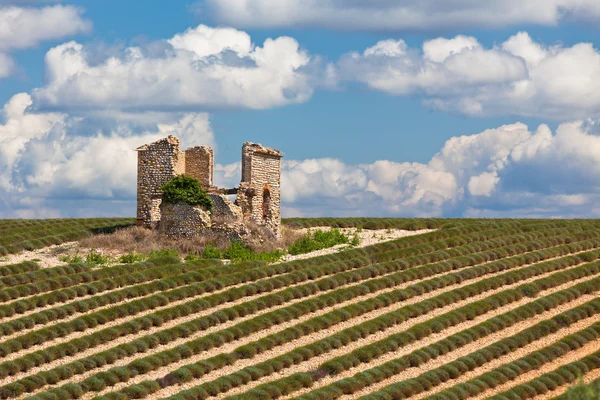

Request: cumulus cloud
left=225, top=120, right=600, bottom=218
left=0, top=5, right=90, bottom=79
left=337, top=32, right=600, bottom=119
left=0, top=93, right=214, bottom=217
left=31, top=24, right=317, bottom=113
left=4, top=89, right=600, bottom=218
left=203, top=0, right=600, bottom=31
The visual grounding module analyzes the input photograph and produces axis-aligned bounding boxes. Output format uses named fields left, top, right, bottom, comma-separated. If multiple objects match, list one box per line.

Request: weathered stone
left=158, top=202, right=211, bottom=238
left=209, top=194, right=243, bottom=222
left=136, top=136, right=282, bottom=240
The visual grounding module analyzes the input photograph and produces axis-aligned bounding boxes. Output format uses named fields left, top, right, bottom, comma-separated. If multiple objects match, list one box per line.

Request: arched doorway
left=262, top=185, right=271, bottom=222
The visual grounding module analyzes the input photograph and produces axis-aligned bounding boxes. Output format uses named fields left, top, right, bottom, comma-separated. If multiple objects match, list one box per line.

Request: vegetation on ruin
left=1, top=218, right=600, bottom=399
left=160, top=175, right=213, bottom=211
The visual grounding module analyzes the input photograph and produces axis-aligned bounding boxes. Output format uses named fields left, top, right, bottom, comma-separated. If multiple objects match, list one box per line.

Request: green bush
left=118, top=252, right=146, bottom=264
left=148, top=248, right=180, bottom=265
left=203, top=245, right=223, bottom=260
left=223, top=241, right=282, bottom=263
left=161, top=175, right=212, bottom=211
left=563, top=377, right=600, bottom=400
left=288, top=229, right=350, bottom=255
left=85, top=251, right=109, bottom=265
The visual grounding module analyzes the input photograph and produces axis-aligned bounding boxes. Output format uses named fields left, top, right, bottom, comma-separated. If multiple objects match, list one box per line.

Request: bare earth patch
left=0, top=242, right=79, bottom=268
left=0, top=227, right=435, bottom=269
left=279, top=227, right=436, bottom=262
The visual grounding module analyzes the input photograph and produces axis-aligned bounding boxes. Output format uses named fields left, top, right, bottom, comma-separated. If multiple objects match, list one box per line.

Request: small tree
left=161, top=175, right=213, bottom=212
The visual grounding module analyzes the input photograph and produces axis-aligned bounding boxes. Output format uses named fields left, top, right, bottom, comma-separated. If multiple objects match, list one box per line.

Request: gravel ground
left=0, top=242, right=79, bottom=268
left=279, top=227, right=436, bottom=262
left=214, top=271, right=597, bottom=400
left=139, top=255, right=591, bottom=399
left=531, top=366, right=600, bottom=400
left=291, top=277, right=598, bottom=399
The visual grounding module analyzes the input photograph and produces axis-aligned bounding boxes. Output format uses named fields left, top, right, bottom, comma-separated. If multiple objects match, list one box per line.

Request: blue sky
left=2, top=0, right=600, bottom=218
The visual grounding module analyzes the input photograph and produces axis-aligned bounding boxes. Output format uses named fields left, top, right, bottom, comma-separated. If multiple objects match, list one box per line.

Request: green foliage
left=148, top=248, right=180, bottom=265
left=118, top=252, right=146, bottom=264
left=223, top=240, right=282, bottom=263
left=202, top=245, right=223, bottom=260
left=560, top=377, right=600, bottom=400
left=183, top=253, right=201, bottom=263
left=85, top=251, right=110, bottom=266
left=160, top=175, right=213, bottom=211
left=288, top=228, right=351, bottom=255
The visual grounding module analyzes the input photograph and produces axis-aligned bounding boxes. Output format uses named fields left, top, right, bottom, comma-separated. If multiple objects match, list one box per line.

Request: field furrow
left=7, top=235, right=550, bottom=397
left=209, top=276, right=600, bottom=400
left=287, top=279, right=600, bottom=398
left=1, top=226, right=569, bottom=390
left=3, top=219, right=600, bottom=400
left=142, top=251, right=600, bottom=400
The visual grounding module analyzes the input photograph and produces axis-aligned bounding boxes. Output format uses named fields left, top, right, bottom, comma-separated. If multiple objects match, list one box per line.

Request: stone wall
left=237, top=142, right=282, bottom=237
left=136, top=137, right=282, bottom=238
left=209, top=194, right=243, bottom=221
left=158, top=202, right=211, bottom=238
left=136, top=136, right=183, bottom=228
left=185, top=146, right=213, bottom=188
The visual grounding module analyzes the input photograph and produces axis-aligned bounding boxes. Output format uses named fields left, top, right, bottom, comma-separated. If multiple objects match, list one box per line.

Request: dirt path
left=10, top=242, right=543, bottom=392
left=136, top=260, right=595, bottom=400
left=0, top=242, right=79, bottom=269
left=399, top=318, right=600, bottom=400
left=71, top=248, right=568, bottom=400
left=279, top=228, right=436, bottom=262
left=204, top=275, right=600, bottom=400
left=290, top=279, right=599, bottom=398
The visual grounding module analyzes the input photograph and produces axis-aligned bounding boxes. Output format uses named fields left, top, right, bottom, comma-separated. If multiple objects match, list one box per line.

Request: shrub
left=203, top=245, right=223, bottom=260
left=161, top=175, right=212, bottom=212
left=118, top=252, right=146, bottom=264
left=288, top=229, right=351, bottom=255
left=85, top=251, right=110, bottom=266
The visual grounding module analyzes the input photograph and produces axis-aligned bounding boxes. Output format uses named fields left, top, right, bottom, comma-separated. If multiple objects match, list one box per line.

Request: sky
left=1, top=0, right=600, bottom=218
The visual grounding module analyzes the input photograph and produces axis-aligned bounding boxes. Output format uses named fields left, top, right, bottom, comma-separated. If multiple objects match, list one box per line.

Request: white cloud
left=32, top=24, right=316, bottom=112
left=243, top=120, right=600, bottom=218
left=6, top=96, right=600, bottom=218
left=0, top=93, right=214, bottom=217
left=0, top=52, right=14, bottom=78
left=337, top=32, right=600, bottom=119
left=0, top=5, right=90, bottom=79
left=203, top=0, right=600, bottom=31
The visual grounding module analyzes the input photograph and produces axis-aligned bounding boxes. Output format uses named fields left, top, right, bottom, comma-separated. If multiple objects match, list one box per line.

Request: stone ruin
left=135, top=136, right=282, bottom=240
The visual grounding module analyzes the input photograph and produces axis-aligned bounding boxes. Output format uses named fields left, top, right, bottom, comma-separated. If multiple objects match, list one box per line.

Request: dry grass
left=79, top=226, right=229, bottom=255
left=79, top=223, right=304, bottom=256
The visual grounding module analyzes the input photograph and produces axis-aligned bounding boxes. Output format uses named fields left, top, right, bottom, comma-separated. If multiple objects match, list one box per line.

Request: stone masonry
left=136, top=136, right=282, bottom=238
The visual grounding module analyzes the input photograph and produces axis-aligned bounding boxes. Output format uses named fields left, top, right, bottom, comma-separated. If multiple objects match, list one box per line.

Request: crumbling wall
left=237, top=142, right=282, bottom=237
left=158, top=202, right=211, bottom=238
left=209, top=194, right=243, bottom=222
left=136, top=136, right=183, bottom=228
left=185, top=146, right=213, bottom=188
left=136, top=136, right=282, bottom=239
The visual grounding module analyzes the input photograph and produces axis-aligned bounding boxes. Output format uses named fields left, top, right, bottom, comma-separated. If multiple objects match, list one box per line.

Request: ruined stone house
left=135, top=136, right=282, bottom=238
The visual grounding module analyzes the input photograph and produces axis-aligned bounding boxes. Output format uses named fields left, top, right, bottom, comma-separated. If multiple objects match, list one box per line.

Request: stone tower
left=135, top=136, right=282, bottom=238
left=235, top=142, right=283, bottom=237
left=135, top=136, right=185, bottom=228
